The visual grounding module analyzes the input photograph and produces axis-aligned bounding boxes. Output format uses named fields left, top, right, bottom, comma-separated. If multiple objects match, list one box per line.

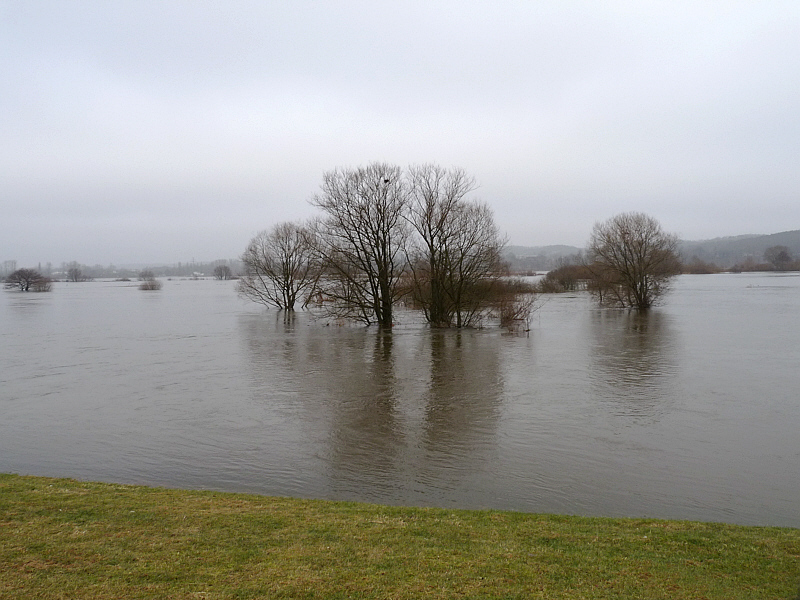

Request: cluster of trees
left=239, top=163, right=531, bottom=328
left=240, top=163, right=687, bottom=319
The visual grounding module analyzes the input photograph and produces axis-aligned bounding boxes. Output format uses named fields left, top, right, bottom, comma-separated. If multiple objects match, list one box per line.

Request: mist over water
left=1, top=274, right=798, bottom=527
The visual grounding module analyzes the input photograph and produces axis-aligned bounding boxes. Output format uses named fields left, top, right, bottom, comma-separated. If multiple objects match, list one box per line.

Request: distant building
left=1, top=260, right=17, bottom=277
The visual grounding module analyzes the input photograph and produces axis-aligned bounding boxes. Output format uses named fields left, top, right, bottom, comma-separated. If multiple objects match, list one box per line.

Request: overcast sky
left=2, top=1, right=799, bottom=266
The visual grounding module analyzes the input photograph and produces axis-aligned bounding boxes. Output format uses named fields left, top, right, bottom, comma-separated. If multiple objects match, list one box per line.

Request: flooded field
left=1, top=273, right=798, bottom=526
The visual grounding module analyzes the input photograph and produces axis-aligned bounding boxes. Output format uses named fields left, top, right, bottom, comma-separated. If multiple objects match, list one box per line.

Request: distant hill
left=505, top=230, right=800, bottom=271
left=679, top=230, right=800, bottom=268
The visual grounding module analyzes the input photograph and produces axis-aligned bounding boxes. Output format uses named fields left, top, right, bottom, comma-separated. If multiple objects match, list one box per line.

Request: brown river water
left=1, top=273, right=798, bottom=526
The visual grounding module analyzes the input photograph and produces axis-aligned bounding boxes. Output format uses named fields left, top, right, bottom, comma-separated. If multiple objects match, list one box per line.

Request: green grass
left=1, top=474, right=798, bottom=599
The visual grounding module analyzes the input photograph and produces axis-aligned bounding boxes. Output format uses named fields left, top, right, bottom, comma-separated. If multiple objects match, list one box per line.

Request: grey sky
left=3, top=1, right=799, bottom=266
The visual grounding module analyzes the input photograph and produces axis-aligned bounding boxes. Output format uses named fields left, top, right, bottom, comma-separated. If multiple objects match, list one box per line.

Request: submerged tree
left=244, top=162, right=528, bottom=328
left=4, top=268, right=51, bottom=292
left=586, top=212, right=681, bottom=309
left=406, top=164, right=508, bottom=327
left=238, top=221, right=318, bottom=310
left=138, top=270, right=162, bottom=290
left=213, top=265, right=233, bottom=280
left=65, top=261, right=90, bottom=282
left=311, top=163, right=409, bottom=327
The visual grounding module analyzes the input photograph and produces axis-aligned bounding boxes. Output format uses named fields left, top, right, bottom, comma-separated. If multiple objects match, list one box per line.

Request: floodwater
left=1, top=273, right=798, bottom=527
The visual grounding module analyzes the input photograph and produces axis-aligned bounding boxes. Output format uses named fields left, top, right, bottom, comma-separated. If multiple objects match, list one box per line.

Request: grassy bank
left=1, top=474, right=798, bottom=599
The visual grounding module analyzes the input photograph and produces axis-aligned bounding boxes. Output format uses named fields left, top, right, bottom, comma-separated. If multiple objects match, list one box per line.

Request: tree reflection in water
left=241, top=312, right=505, bottom=505
left=587, top=309, right=679, bottom=422
left=417, top=330, right=504, bottom=493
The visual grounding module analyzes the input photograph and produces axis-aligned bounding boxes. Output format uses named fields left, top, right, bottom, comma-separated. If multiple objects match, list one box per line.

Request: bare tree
left=65, top=261, right=90, bottom=282
left=213, top=265, right=233, bottom=280
left=586, top=212, right=681, bottom=309
left=406, top=164, right=475, bottom=326
left=406, top=165, right=507, bottom=327
left=138, top=270, right=162, bottom=290
left=311, top=163, right=408, bottom=327
left=4, top=268, right=52, bottom=292
left=238, top=221, right=318, bottom=310
left=442, top=201, right=508, bottom=327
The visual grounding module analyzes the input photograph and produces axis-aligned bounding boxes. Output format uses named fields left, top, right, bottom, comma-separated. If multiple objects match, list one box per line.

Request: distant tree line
left=678, top=245, right=800, bottom=274
left=730, top=245, right=800, bottom=272
left=239, top=163, right=534, bottom=329
left=25, top=260, right=243, bottom=281
left=1, top=259, right=243, bottom=293
left=673, top=244, right=800, bottom=274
